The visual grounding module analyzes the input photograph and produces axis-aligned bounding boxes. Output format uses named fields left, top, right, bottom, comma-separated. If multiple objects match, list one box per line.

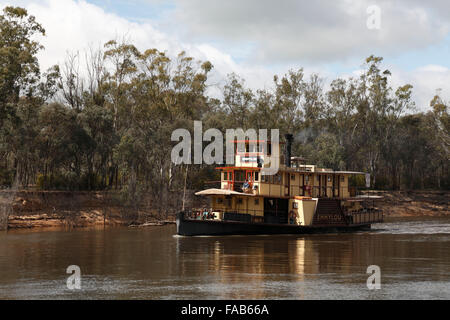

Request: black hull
left=176, top=212, right=372, bottom=236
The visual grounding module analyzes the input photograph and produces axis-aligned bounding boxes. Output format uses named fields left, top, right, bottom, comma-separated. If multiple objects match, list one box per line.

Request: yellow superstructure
left=194, top=137, right=380, bottom=227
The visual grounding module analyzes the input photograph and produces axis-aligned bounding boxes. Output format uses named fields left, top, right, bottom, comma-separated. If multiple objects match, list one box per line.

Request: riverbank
left=0, top=190, right=177, bottom=230
left=0, top=190, right=448, bottom=229
left=376, top=190, right=449, bottom=217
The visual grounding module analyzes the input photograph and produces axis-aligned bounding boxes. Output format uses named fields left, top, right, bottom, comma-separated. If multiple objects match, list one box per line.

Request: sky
left=1, top=0, right=450, bottom=111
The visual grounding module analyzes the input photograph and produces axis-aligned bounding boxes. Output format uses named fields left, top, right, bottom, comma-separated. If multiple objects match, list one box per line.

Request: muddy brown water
left=0, top=217, right=449, bottom=299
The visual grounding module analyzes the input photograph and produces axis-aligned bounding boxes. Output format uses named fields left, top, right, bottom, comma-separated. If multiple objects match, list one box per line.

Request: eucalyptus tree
left=222, top=73, right=254, bottom=129
left=250, top=89, right=277, bottom=130
left=37, top=103, right=90, bottom=189
left=78, top=104, right=117, bottom=189
left=380, top=84, right=414, bottom=189
left=273, top=69, right=306, bottom=134
left=0, top=6, right=45, bottom=113
left=326, top=78, right=360, bottom=166
left=428, top=93, right=449, bottom=189
left=0, top=7, right=61, bottom=187
left=105, top=46, right=214, bottom=214
left=303, top=73, right=326, bottom=127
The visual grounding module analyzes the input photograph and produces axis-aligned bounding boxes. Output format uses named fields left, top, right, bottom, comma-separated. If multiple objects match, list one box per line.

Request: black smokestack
left=284, top=134, right=293, bottom=167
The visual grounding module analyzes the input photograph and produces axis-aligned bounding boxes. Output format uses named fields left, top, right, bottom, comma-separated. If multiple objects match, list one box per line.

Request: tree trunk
left=182, top=165, right=188, bottom=212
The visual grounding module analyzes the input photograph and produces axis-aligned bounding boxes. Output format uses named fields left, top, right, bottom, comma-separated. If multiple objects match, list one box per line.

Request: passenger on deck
left=289, top=211, right=296, bottom=225
left=242, top=180, right=250, bottom=191
left=202, top=208, right=208, bottom=220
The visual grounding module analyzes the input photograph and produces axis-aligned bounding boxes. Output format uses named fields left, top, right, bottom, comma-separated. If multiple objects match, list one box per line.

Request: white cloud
left=171, top=0, right=450, bottom=64
left=391, top=65, right=450, bottom=110
left=1, top=0, right=449, bottom=111
left=26, top=0, right=173, bottom=70
left=0, top=0, right=252, bottom=96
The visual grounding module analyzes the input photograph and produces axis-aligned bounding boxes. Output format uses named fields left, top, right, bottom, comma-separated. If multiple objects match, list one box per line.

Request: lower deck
left=176, top=212, right=375, bottom=236
left=180, top=197, right=383, bottom=236
left=202, top=196, right=383, bottom=226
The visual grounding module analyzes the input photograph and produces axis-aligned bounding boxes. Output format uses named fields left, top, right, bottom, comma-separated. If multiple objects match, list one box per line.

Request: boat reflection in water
left=175, top=235, right=320, bottom=299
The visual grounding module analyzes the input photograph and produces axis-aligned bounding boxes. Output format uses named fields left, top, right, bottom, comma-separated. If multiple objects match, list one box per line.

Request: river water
left=0, top=217, right=449, bottom=300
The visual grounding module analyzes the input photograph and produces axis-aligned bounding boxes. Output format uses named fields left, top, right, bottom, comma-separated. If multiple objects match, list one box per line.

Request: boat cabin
left=193, top=135, right=382, bottom=227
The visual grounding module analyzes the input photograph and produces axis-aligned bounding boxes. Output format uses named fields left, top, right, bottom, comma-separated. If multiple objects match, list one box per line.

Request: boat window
left=237, top=171, right=246, bottom=182
left=341, top=176, right=345, bottom=182
left=254, top=172, right=259, bottom=181
left=291, top=174, right=295, bottom=181
left=236, top=142, right=245, bottom=153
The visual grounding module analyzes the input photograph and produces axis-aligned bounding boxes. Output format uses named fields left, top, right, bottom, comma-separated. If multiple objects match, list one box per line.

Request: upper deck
left=231, top=139, right=280, bottom=168
left=216, top=139, right=367, bottom=199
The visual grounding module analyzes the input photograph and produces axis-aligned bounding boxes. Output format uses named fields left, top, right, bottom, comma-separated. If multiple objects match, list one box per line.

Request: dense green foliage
left=0, top=7, right=449, bottom=204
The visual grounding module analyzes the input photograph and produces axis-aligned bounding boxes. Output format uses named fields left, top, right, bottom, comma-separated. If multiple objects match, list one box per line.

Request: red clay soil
left=0, top=190, right=173, bottom=229
left=375, top=190, right=449, bottom=217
